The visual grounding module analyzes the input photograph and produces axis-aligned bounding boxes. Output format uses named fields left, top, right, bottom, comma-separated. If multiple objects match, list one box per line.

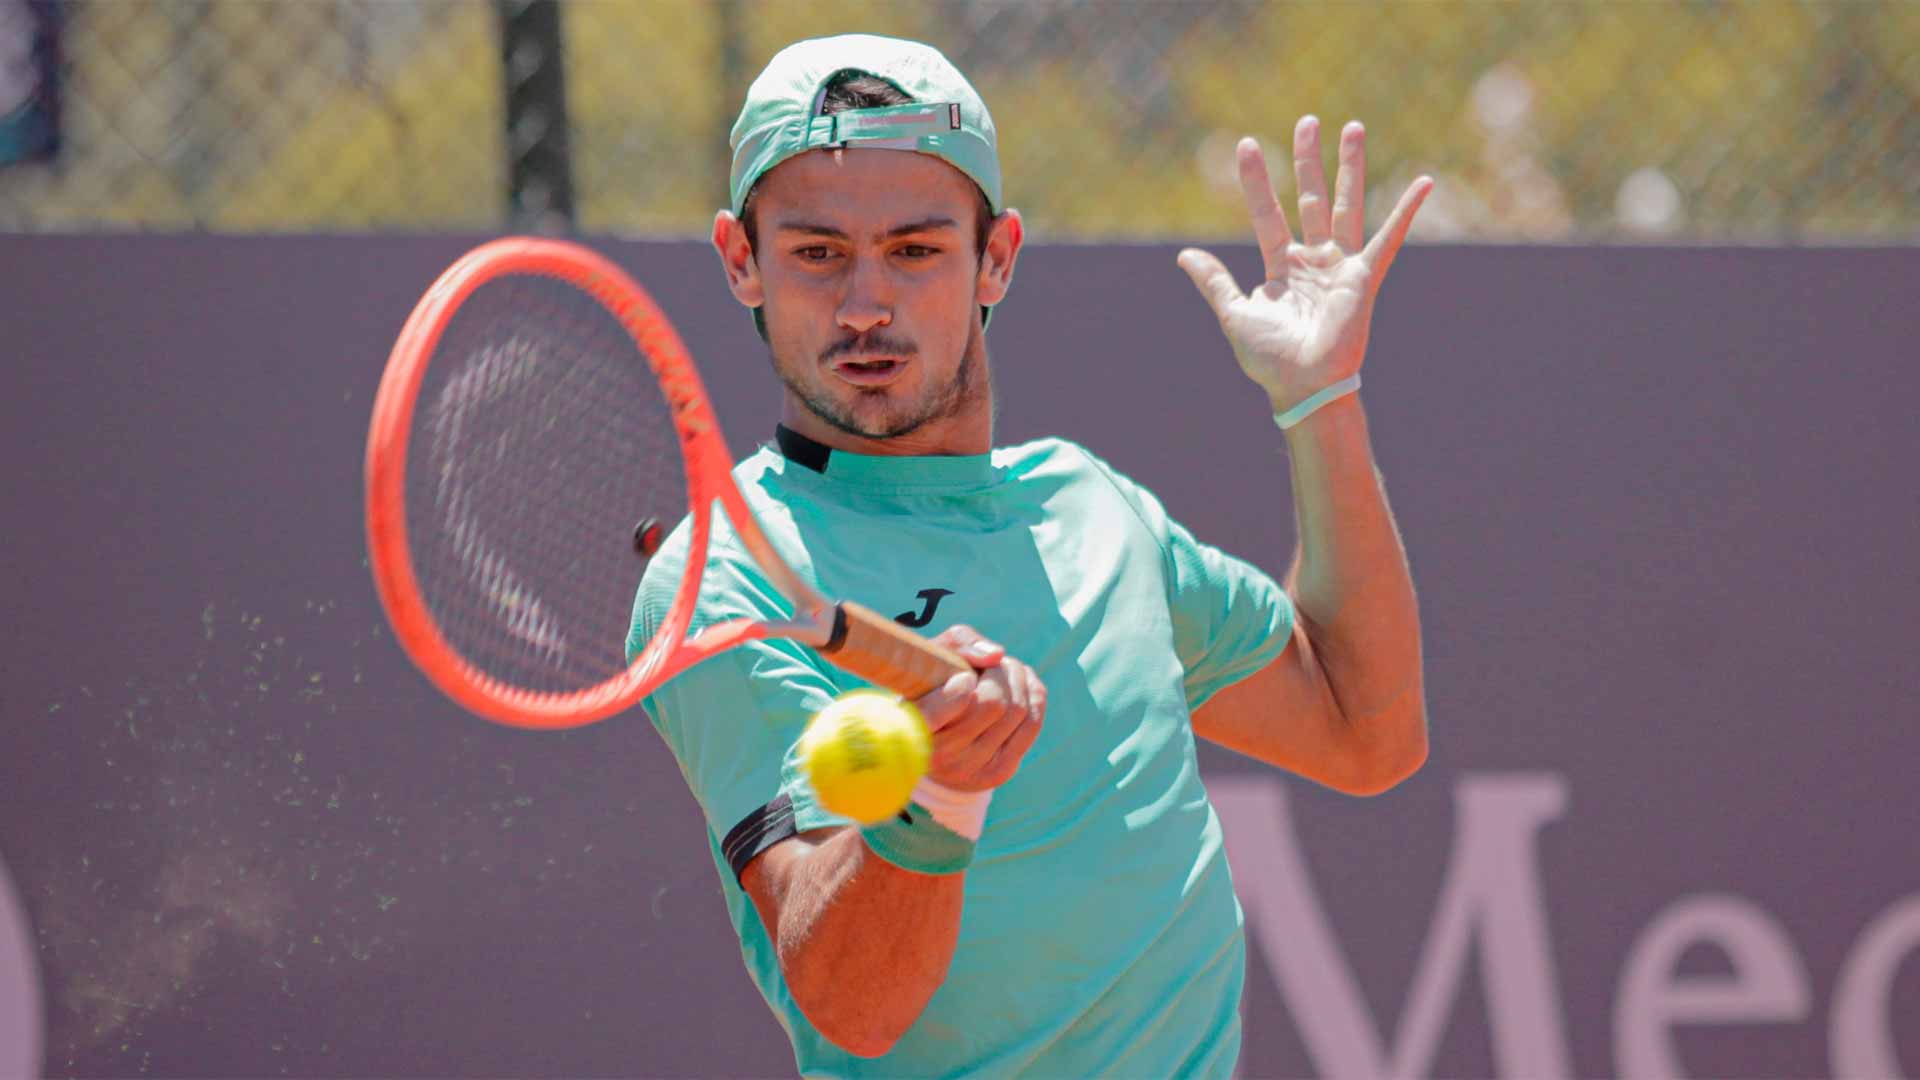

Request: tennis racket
left=365, top=237, right=972, bottom=729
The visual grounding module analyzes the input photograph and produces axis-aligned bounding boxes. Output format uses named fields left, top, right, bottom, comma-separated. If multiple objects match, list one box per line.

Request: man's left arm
left=1179, top=116, right=1433, bottom=795
left=1193, top=395, right=1427, bottom=795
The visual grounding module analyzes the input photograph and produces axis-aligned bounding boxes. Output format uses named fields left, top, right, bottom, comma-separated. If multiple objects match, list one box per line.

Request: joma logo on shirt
left=895, top=588, right=953, bottom=628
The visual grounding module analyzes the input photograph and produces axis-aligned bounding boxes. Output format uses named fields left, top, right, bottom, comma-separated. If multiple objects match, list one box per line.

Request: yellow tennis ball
left=800, top=690, right=931, bottom=825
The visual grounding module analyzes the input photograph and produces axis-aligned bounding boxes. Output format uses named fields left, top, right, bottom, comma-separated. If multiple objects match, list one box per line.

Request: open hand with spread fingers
left=1178, top=117, right=1433, bottom=422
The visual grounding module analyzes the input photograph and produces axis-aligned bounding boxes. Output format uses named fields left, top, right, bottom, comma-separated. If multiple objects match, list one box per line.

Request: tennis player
left=628, top=33, right=1430, bottom=1077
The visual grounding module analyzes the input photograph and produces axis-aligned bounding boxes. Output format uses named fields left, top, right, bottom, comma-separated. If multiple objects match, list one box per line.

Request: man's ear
left=975, top=208, right=1024, bottom=308
left=712, top=210, right=764, bottom=309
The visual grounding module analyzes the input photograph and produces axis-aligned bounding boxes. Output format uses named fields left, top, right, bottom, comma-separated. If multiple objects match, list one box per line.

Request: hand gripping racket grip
left=822, top=601, right=976, bottom=699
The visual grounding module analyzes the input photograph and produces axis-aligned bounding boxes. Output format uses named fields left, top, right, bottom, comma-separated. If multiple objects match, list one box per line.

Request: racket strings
left=404, top=273, right=687, bottom=696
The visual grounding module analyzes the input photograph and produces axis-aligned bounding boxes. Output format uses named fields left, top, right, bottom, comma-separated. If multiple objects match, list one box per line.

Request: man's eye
left=899, top=245, right=940, bottom=258
left=795, top=246, right=834, bottom=261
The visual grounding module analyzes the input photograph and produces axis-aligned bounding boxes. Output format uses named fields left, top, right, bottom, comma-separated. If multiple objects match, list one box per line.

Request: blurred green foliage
left=3, top=0, right=1915, bottom=241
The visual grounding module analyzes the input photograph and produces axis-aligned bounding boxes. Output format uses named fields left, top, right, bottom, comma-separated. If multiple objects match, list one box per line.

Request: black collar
left=773, top=424, right=832, bottom=474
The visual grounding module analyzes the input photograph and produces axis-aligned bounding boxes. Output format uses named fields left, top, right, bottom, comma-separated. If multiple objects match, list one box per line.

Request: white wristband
left=909, top=777, right=994, bottom=841
left=1273, top=374, right=1362, bottom=430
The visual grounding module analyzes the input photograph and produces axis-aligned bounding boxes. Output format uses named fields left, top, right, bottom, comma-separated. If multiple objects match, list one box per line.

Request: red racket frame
left=366, top=238, right=966, bottom=730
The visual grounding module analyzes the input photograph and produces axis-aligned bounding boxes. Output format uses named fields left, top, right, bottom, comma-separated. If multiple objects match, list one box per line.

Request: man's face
left=746, top=149, right=993, bottom=441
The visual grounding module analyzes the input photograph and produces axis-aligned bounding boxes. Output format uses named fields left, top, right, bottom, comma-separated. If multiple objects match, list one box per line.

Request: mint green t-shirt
left=627, top=435, right=1294, bottom=1078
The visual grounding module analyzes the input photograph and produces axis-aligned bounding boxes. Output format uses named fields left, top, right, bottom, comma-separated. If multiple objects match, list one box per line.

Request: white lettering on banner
left=0, top=849, right=43, bottom=1078
left=1614, top=895, right=1811, bottom=1078
left=1218, top=773, right=1918, bottom=1079
left=1831, top=895, right=1920, bottom=1080
left=1213, top=773, right=1573, bottom=1079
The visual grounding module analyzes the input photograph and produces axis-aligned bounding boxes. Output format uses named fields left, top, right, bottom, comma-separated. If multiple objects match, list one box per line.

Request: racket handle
left=824, top=601, right=975, bottom=699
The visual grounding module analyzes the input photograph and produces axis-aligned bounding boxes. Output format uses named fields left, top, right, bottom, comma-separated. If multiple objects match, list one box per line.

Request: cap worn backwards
left=728, top=34, right=1002, bottom=217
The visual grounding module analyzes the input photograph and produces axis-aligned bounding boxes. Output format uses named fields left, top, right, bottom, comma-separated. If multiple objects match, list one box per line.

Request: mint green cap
left=728, top=34, right=1003, bottom=216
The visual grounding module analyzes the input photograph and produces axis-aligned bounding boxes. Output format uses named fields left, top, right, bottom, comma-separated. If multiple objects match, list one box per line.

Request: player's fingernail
left=966, top=640, right=998, bottom=656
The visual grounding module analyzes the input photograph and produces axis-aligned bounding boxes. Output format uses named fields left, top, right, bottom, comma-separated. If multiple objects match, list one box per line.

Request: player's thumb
left=1176, top=248, right=1240, bottom=320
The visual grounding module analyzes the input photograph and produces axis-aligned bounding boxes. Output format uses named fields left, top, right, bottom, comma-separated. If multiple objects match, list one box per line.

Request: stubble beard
left=775, top=319, right=986, bottom=442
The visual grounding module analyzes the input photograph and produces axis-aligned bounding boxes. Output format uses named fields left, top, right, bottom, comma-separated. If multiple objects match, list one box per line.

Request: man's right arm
left=739, top=625, right=1046, bottom=1058
left=742, top=825, right=963, bottom=1057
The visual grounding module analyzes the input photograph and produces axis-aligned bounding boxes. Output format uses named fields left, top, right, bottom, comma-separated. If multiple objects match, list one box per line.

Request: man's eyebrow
left=772, top=216, right=961, bottom=241
left=773, top=222, right=848, bottom=240
left=883, top=216, right=961, bottom=238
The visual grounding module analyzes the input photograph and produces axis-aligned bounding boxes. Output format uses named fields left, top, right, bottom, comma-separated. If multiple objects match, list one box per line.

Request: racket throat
left=765, top=605, right=842, bottom=649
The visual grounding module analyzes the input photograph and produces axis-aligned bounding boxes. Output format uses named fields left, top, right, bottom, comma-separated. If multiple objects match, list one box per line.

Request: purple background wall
left=1, top=237, right=1916, bottom=1078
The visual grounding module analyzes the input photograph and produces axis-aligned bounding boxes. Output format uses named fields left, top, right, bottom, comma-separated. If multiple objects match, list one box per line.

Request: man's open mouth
left=832, top=357, right=907, bottom=385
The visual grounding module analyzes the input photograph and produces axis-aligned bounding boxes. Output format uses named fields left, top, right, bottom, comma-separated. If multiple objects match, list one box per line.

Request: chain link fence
left=2, top=0, right=1916, bottom=241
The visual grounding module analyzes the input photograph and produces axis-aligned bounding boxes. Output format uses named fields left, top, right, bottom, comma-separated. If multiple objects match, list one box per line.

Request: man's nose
left=836, top=255, right=892, bottom=334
